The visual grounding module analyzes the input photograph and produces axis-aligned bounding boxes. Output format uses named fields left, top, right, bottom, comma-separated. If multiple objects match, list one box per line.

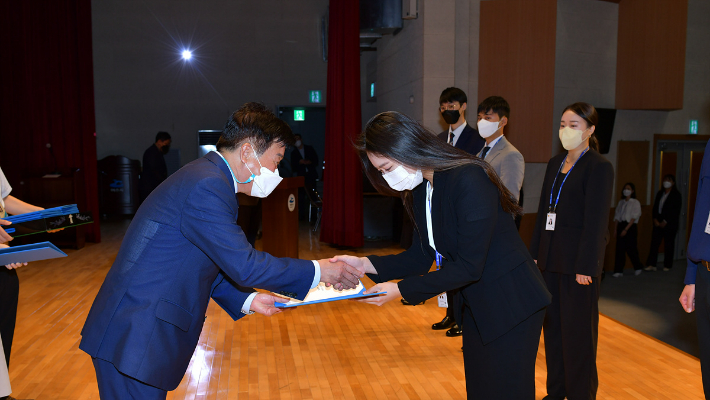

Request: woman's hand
left=330, top=255, right=377, bottom=275
left=620, top=229, right=627, bottom=237
left=576, top=274, right=592, bottom=285
left=1, top=243, right=27, bottom=270
left=355, top=282, right=400, bottom=306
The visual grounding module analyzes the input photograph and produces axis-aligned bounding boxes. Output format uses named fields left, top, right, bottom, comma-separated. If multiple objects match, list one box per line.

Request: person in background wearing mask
left=331, top=111, right=550, bottom=399
left=612, top=182, right=644, bottom=277
left=80, top=103, right=364, bottom=400
left=530, top=102, right=614, bottom=400
left=437, top=87, right=485, bottom=156
left=416, top=87, right=485, bottom=337
left=475, top=96, right=524, bottom=203
left=678, top=139, right=710, bottom=398
left=139, top=131, right=172, bottom=203
left=644, top=174, right=682, bottom=272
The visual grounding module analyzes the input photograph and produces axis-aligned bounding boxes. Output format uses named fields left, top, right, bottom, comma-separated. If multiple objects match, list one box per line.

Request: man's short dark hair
left=477, top=96, right=510, bottom=119
left=294, top=134, right=302, bottom=139
left=216, top=102, right=295, bottom=155
left=155, top=131, right=171, bottom=142
left=439, top=87, right=467, bottom=105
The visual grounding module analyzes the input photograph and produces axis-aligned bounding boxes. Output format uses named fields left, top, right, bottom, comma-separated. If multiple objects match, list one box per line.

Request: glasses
left=439, top=103, right=460, bottom=112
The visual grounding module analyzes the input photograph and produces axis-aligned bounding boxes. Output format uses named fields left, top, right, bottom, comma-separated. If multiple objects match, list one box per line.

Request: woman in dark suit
left=333, top=111, right=551, bottom=399
left=530, top=102, right=614, bottom=400
left=644, top=174, right=682, bottom=271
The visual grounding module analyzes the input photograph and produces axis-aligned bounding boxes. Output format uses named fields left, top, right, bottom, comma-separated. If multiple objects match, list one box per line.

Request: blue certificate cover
left=274, top=280, right=385, bottom=308
left=0, top=242, right=67, bottom=265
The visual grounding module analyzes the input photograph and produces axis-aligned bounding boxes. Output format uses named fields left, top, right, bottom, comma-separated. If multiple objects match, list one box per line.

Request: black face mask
left=441, top=110, right=460, bottom=125
left=161, top=145, right=170, bottom=155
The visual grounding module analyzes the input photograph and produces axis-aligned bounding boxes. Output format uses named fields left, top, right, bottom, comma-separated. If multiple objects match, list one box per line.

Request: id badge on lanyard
left=547, top=148, right=588, bottom=231
left=435, top=251, right=448, bottom=307
left=705, top=211, right=710, bottom=235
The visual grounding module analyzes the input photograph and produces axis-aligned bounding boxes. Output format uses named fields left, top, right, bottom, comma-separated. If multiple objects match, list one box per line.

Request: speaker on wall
left=595, top=108, right=616, bottom=154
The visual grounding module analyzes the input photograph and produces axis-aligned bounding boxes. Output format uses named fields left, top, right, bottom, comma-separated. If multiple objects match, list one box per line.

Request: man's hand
left=576, top=274, right=592, bottom=285
left=680, top=284, right=696, bottom=313
left=329, top=255, right=377, bottom=275
left=318, top=259, right=364, bottom=290
left=0, top=220, right=13, bottom=243
left=249, top=293, right=286, bottom=317
left=356, top=282, right=399, bottom=306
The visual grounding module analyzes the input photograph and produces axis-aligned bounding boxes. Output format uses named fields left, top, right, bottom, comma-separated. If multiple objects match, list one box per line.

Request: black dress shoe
left=432, top=316, right=456, bottom=330
left=401, top=298, right=424, bottom=306
left=446, top=324, right=462, bottom=337
left=542, top=396, right=565, bottom=400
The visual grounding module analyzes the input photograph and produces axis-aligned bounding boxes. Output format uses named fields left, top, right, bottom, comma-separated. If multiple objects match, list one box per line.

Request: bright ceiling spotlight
left=182, top=50, right=192, bottom=60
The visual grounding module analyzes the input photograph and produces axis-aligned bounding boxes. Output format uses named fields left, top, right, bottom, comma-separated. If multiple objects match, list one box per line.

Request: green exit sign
left=690, top=120, right=698, bottom=134
left=294, top=109, right=305, bottom=121
left=309, top=90, right=321, bottom=103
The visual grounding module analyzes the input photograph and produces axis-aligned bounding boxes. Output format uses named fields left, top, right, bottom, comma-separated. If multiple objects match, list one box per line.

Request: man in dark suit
left=80, top=103, right=364, bottom=399
left=645, top=174, right=682, bottom=271
left=290, top=134, right=319, bottom=220
left=437, top=87, right=485, bottom=156
left=139, top=131, right=171, bottom=203
left=429, top=87, right=484, bottom=337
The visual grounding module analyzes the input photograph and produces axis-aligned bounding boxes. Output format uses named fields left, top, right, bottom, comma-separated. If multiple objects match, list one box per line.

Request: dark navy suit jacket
left=438, top=122, right=485, bottom=156
left=367, top=165, right=550, bottom=344
left=80, top=151, right=314, bottom=390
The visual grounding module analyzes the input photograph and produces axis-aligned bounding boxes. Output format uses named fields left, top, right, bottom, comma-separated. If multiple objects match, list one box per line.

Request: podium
left=261, top=176, right=303, bottom=258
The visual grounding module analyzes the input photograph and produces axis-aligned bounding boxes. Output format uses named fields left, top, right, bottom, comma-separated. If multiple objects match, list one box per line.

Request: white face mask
left=382, top=165, right=423, bottom=191
left=477, top=118, right=502, bottom=138
left=239, top=145, right=283, bottom=198
left=663, top=181, right=673, bottom=189
left=295, top=140, right=302, bottom=147
left=623, top=189, right=632, bottom=197
left=559, top=126, right=588, bottom=150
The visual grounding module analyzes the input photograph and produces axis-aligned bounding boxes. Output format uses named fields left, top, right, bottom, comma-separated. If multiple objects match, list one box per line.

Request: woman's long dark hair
left=356, top=111, right=522, bottom=231
left=563, top=102, right=599, bottom=152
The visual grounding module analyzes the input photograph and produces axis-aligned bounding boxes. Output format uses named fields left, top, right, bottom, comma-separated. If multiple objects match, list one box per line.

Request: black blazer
left=530, top=150, right=614, bottom=277
left=651, top=188, right=682, bottom=231
left=367, top=164, right=550, bottom=345
left=290, top=145, right=319, bottom=186
left=139, top=144, right=168, bottom=201
left=438, top=123, right=485, bottom=156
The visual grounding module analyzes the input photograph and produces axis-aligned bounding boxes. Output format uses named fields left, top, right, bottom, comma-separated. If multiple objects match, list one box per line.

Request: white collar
left=448, top=119, right=467, bottom=140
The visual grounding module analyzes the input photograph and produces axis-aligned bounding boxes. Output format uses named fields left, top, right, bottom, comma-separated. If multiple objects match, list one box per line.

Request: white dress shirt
left=447, top=119, right=467, bottom=146
left=614, top=198, right=642, bottom=224
left=479, top=135, right=504, bottom=159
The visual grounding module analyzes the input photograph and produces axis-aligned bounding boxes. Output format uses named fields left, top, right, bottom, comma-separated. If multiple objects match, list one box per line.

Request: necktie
left=480, top=146, right=491, bottom=159
left=448, top=131, right=454, bottom=145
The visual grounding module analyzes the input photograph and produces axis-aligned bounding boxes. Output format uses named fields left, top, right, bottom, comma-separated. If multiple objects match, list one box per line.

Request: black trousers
left=696, top=263, right=710, bottom=399
left=614, top=222, right=644, bottom=273
left=0, top=268, right=19, bottom=368
left=646, top=225, right=677, bottom=269
left=543, top=271, right=600, bottom=400
left=462, top=306, right=545, bottom=399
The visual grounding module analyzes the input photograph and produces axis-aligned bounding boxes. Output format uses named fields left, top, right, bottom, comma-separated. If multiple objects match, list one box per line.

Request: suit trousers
left=614, top=223, right=644, bottom=273
left=0, top=268, right=18, bottom=367
left=543, top=270, right=600, bottom=400
left=93, top=357, right=168, bottom=400
left=646, top=226, right=677, bottom=270
left=462, top=306, right=545, bottom=399
left=696, top=264, right=710, bottom=399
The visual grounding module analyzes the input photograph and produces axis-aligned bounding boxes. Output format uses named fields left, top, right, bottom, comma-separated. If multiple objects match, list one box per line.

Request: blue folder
left=274, top=283, right=386, bottom=308
left=0, top=242, right=67, bottom=265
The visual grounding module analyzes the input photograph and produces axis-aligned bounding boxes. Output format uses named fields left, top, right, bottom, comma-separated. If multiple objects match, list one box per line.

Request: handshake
left=251, top=256, right=384, bottom=316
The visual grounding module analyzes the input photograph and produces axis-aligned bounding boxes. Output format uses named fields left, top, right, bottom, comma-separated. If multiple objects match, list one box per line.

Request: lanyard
left=427, top=182, right=444, bottom=270
left=548, top=147, right=588, bottom=213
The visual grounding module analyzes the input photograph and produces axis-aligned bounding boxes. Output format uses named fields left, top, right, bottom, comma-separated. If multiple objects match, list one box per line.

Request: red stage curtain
left=0, top=0, right=100, bottom=242
left=320, top=0, right=364, bottom=247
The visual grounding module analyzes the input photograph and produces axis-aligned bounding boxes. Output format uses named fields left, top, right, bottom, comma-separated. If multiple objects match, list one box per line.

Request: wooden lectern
left=261, top=176, right=304, bottom=258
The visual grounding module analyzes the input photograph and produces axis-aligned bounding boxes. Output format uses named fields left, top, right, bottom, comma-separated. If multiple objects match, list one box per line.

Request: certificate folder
left=274, top=280, right=385, bottom=308
left=4, top=212, right=94, bottom=237
left=0, top=242, right=67, bottom=265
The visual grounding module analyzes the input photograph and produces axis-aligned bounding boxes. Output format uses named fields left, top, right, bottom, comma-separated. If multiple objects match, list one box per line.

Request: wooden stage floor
left=6, top=220, right=705, bottom=399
